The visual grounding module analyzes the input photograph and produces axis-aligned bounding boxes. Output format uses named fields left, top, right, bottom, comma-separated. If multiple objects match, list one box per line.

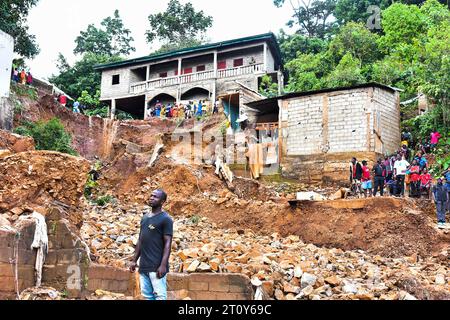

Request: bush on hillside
left=14, top=118, right=77, bottom=156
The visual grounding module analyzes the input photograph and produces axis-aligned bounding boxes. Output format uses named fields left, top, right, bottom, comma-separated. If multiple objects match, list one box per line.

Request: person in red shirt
left=419, top=168, right=432, bottom=199
left=59, top=94, right=67, bottom=107
left=361, top=160, right=372, bottom=198
left=409, top=160, right=421, bottom=198
left=26, top=72, right=33, bottom=85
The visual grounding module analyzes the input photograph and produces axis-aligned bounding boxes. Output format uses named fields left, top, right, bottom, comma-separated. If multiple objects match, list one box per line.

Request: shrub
left=13, top=118, right=77, bottom=155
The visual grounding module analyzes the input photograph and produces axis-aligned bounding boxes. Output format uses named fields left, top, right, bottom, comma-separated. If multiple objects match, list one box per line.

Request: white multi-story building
left=95, top=33, right=283, bottom=125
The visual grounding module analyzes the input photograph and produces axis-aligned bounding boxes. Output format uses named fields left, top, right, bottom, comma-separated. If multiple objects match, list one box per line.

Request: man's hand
left=156, top=265, right=167, bottom=279
left=129, top=261, right=137, bottom=273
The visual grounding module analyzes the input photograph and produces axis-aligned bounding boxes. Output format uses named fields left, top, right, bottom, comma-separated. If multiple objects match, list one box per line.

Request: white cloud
left=25, top=0, right=294, bottom=79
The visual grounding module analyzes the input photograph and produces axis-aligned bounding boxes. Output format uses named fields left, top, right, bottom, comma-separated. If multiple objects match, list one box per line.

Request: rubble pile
left=0, top=129, right=35, bottom=155
left=171, top=218, right=449, bottom=300
left=81, top=205, right=449, bottom=300
left=0, top=151, right=90, bottom=227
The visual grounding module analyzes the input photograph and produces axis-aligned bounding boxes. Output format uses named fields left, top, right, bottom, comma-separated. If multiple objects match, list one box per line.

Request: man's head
left=351, top=157, right=357, bottom=164
left=437, top=178, right=443, bottom=185
left=378, top=158, right=382, bottom=164
left=362, top=160, right=367, bottom=166
left=149, top=189, right=167, bottom=208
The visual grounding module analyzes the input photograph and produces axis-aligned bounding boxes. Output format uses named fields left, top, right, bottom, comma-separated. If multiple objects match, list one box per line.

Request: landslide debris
left=0, top=151, right=90, bottom=228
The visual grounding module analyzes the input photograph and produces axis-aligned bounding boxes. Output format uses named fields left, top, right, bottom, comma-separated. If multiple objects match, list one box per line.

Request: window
left=233, top=58, right=244, bottom=67
left=217, top=61, right=227, bottom=70
left=175, top=69, right=179, bottom=76
left=112, top=74, right=120, bottom=85
left=183, top=67, right=193, bottom=74
left=159, top=72, right=168, bottom=78
left=197, top=65, right=206, bottom=72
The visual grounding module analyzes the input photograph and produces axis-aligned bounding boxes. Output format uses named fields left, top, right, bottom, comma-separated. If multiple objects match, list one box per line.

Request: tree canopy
left=49, top=53, right=122, bottom=100
left=0, top=0, right=40, bottom=58
left=146, top=0, right=213, bottom=53
left=273, top=0, right=337, bottom=39
left=74, top=9, right=135, bottom=56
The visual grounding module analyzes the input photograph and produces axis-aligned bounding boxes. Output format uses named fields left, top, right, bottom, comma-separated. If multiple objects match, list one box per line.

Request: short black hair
left=156, top=189, right=167, bottom=202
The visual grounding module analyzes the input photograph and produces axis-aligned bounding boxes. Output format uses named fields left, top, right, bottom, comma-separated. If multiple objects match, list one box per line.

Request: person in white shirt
left=394, top=155, right=410, bottom=197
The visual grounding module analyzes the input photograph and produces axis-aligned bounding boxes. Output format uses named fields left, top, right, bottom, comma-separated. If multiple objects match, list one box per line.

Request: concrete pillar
left=110, top=99, right=116, bottom=120
left=213, top=51, right=218, bottom=78
left=144, top=95, right=149, bottom=120
left=178, top=58, right=182, bottom=77
left=211, top=81, right=216, bottom=106
left=146, top=65, right=151, bottom=81
left=277, top=70, right=284, bottom=96
left=263, top=43, right=268, bottom=72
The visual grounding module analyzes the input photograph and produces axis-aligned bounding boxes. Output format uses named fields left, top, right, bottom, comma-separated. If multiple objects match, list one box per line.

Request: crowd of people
left=349, top=130, right=449, bottom=228
left=11, top=67, right=33, bottom=85
left=146, top=100, right=218, bottom=120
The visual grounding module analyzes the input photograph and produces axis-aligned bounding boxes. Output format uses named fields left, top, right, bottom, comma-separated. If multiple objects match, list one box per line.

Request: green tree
left=78, top=90, right=102, bottom=109
left=326, top=53, right=366, bottom=87
left=49, top=53, right=122, bottom=99
left=0, top=0, right=40, bottom=58
left=273, top=0, right=337, bottom=39
left=328, top=22, right=382, bottom=67
left=285, top=52, right=330, bottom=92
left=277, top=30, right=328, bottom=62
left=334, top=0, right=390, bottom=25
left=14, top=118, right=77, bottom=155
left=74, top=9, right=135, bottom=56
left=146, top=0, right=213, bottom=52
left=259, top=75, right=280, bottom=98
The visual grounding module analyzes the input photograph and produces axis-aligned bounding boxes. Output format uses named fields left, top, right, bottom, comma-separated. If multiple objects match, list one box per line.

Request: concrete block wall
left=286, top=95, right=324, bottom=155
left=168, top=273, right=254, bottom=300
left=374, top=87, right=401, bottom=155
left=327, top=90, right=369, bottom=153
left=0, top=220, right=37, bottom=299
left=218, top=45, right=264, bottom=70
left=87, top=264, right=135, bottom=295
left=100, top=67, right=133, bottom=100
left=280, top=86, right=399, bottom=183
left=0, top=208, right=90, bottom=299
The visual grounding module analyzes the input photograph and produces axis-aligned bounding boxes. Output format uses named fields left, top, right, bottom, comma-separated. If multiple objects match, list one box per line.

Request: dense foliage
left=74, top=10, right=135, bottom=56
left=14, top=118, right=77, bottom=155
left=146, top=0, right=213, bottom=53
left=0, top=0, right=40, bottom=58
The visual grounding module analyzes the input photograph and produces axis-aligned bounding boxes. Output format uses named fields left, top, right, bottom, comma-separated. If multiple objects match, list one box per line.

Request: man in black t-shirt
left=372, top=158, right=386, bottom=197
left=130, top=189, right=173, bottom=300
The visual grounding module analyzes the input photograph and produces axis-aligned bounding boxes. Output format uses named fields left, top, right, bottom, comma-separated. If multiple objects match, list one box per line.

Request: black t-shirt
left=138, top=211, right=173, bottom=274
left=372, top=164, right=385, bottom=178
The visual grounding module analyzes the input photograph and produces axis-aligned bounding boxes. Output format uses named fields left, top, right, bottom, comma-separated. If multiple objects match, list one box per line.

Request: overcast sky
left=25, top=0, right=294, bottom=79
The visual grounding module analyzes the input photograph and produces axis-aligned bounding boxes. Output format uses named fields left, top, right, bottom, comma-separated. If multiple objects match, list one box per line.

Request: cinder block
left=194, top=291, right=218, bottom=300
left=189, top=280, right=209, bottom=291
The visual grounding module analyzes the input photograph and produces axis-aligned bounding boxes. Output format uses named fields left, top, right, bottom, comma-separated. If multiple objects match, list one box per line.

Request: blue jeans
left=436, top=201, right=446, bottom=223
left=139, top=272, right=167, bottom=300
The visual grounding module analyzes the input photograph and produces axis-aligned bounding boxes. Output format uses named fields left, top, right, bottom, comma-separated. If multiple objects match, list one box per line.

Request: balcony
left=130, top=63, right=265, bottom=95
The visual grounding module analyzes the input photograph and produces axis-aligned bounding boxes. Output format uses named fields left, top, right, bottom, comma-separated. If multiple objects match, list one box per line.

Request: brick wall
left=0, top=208, right=90, bottom=299
left=0, top=220, right=37, bottom=299
left=286, top=95, right=324, bottom=155
left=281, top=86, right=400, bottom=183
left=168, top=273, right=253, bottom=300
left=100, top=67, right=134, bottom=100
left=87, top=264, right=134, bottom=295
left=374, top=87, right=401, bottom=155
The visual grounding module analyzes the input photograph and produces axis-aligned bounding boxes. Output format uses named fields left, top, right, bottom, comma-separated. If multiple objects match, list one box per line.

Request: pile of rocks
left=0, top=151, right=90, bottom=227
left=81, top=205, right=449, bottom=300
